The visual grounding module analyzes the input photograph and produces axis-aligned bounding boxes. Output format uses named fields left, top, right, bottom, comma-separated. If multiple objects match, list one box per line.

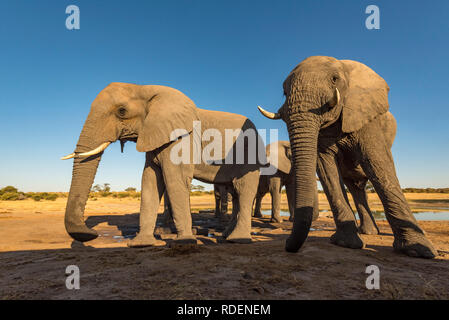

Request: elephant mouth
left=119, top=135, right=138, bottom=153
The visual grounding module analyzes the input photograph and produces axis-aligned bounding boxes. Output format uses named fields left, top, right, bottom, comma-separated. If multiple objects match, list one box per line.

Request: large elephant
left=61, top=83, right=265, bottom=246
left=258, top=56, right=437, bottom=258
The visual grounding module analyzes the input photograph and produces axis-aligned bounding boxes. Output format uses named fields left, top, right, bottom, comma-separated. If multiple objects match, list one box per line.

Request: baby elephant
left=253, top=141, right=380, bottom=235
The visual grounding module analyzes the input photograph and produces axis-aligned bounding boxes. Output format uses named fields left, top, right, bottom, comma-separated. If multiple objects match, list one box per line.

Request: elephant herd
left=61, top=56, right=437, bottom=259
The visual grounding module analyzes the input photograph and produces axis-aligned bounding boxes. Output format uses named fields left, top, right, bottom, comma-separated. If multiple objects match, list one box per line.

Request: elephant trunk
left=64, top=119, right=104, bottom=242
left=285, top=116, right=319, bottom=252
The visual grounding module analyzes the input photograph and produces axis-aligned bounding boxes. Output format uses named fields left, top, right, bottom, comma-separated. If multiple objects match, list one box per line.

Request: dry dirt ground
left=0, top=193, right=449, bottom=300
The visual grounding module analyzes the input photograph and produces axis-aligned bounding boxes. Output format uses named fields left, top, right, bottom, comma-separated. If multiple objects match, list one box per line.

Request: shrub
left=117, top=192, right=130, bottom=198
left=1, top=192, right=19, bottom=201
left=0, top=186, right=18, bottom=195
left=45, top=194, right=58, bottom=201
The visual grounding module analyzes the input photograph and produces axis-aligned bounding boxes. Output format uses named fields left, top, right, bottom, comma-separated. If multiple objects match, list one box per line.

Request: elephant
left=253, top=141, right=381, bottom=234
left=61, top=83, right=265, bottom=246
left=258, top=56, right=437, bottom=258
left=214, top=184, right=233, bottom=218
left=253, top=140, right=311, bottom=223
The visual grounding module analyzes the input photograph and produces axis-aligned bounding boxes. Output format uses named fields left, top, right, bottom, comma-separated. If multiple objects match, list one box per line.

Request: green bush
left=1, top=192, right=20, bottom=201
left=25, top=192, right=58, bottom=201
left=0, top=186, right=18, bottom=195
left=45, top=194, right=58, bottom=201
left=118, top=192, right=130, bottom=198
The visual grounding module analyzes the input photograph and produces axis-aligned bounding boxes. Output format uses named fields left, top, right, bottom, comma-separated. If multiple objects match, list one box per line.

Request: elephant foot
left=289, top=216, right=294, bottom=222
left=330, top=223, right=364, bottom=249
left=359, top=223, right=379, bottom=235
left=253, top=211, right=263, bottom=218
left=271, top=216, right=283, bottom=223
left=222, top=224, right=236, bottom=238
left=172, top=235, right=198, bottom=245
left=128, top=234, right=165, bottom=248
left=393, top=232, right=437, bottom=259
left=226, top=236, right=252, bottom=244
left=67, top=224, right=98, bottom=242
left=226, top=229, right=252, bottom=244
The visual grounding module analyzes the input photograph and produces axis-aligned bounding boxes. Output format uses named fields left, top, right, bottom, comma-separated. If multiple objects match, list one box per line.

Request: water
left=261, top=210, right=449, bottom=221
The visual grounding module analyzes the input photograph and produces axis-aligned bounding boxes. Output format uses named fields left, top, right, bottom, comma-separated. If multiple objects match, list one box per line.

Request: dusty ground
left=0, top=193, right=449, bottom=300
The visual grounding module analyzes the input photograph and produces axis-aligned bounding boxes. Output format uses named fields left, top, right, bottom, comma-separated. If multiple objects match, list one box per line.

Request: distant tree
left=125, top=187, right=137, bottom=192
left=92, top=183, right=111, bottom=192
left=0, top=186, right=18, bottom=195
left=91, top=184, right=102, bottom=192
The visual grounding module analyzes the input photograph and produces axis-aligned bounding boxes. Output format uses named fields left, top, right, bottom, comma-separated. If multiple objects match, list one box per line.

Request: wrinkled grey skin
left=64, top=83, right=264, bottom=246
left=253, top=141, right=319, bottom=223
left=259, top=56, right=437, bottom=258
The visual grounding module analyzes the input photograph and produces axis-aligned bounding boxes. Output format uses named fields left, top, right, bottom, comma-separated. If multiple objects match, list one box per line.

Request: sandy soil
left=0, top=194, right=449, bottom=300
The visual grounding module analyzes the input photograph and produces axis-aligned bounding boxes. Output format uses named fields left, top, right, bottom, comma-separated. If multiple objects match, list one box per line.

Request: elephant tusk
left=61, top=142, right=111, bottom=160
left=78, top=142, right=111, bottom=158
left=329, top=87, right=340, bottom=107
left=257, top=106, right=281, bottom=120
left=60, top=153, right=75, bottom=160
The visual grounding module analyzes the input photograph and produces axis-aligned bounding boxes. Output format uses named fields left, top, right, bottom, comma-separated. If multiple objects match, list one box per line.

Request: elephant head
left=61, top=83, right=199, bottom=242
left=258, top=56, right=389, bottom=252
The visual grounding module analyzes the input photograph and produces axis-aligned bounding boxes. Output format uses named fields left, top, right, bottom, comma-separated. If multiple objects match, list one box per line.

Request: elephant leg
left=253, top=176, right=268, bottom=218
left=128, top=154, right=165, bottom=247
left=162, top=191, right=176, bottom=232
left=253, top=194, right=263, bottom=218
left=221, top=189, right=228, bottom=216
left=161, top=161, right=196, bottom=244
left=225, top=171, right=259, bottom=243
left=214, top=190, right=222, bottom=219
left=317, top=150, right=363, bottom=249
left=358, top=129, right=437, bottom=258
left=223, top=193, right=239, bottom=238
left=344, top=178, right=379, bottom=235
left=269, top=177, right=283, bottom=223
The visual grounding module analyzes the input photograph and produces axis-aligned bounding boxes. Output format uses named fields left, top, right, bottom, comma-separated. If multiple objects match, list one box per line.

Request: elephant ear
left=340, top=60, right=390, bottom=133
left=267, top=141, right=291, bottom=174
left=136, top=94, right=199, bottom=152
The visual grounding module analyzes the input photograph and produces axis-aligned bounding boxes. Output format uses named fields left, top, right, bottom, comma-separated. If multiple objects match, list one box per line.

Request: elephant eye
left=331, top=75, right=339, bottom=83
left=117, top=107, right=127, bottom=118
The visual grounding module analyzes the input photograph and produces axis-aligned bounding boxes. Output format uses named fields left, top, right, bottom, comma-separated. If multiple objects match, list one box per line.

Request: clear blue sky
left=0, top=0, right=448, bottom=192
